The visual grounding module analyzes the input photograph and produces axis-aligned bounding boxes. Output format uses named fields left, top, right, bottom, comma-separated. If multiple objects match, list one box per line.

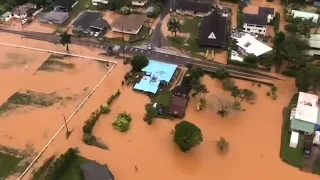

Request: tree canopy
left=295, top=64, right=320, bottom=92
left=130, top=56, right=149, bottom=71
left=60, top=31, right=71, bottom=53
left=174, top=121, right=203, bottom=152
left=244, top=54, right=258, bottom=64
left=285, top=17, right=313, bottom=38
left=167, top=18, right=182, bottom=37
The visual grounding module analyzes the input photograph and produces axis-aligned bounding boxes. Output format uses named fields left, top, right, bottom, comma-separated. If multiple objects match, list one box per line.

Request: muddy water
left=0, top=32, right=318, bottom=180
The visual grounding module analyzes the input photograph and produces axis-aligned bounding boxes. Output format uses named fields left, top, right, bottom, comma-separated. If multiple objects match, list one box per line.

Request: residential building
left=81, top=161, right=114, bottom=180
left=198, top=8, right=230, bottom=48
left=243, top=6, right=275, bottom=35
left=132, top=0, right=148, bottom=6
left=175, top=1, right=212, bottom=17
left=111, top=14, right=147, bottom=34
left=40, top=11, right=69, bottom=24
left=0, top=12, right=12, bottom=22
left=92, top=0, right=109, bottom=6
left=11, top=3, right=38, bottom=19
left=54, top=0, right=78, bottom=12
left=231, top=32, right=272, bottom=61
left=290, top=92, right=320, bottom=134
left=169, top=76, right=191, bottom=118
left=315, top=0, right=320, bottom=7
left=291, top=10, right=318, bottom=23
left=308, top=34, right=320, bottom=56
left=72, top=11, right=109, bottom=34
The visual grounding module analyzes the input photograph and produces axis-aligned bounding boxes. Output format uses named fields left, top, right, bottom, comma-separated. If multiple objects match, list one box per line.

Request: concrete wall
left=243, top=23, right=267, bottom=35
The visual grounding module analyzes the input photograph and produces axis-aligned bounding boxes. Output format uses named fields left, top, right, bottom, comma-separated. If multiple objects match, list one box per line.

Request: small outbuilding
left=81, top=161, right=114, bottom=180
left=0, top=12, right=12, bottom=22
left=40, top=11, right=69, bottom=24
left=290, top=131, right=299, bottom=148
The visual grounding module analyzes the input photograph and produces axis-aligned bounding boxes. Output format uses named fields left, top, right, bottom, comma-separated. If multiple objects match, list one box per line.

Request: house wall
left=92, top=0, right=109, bottom=5
left=2, top=14, right=12, bottom=21
left=13, top=13, right=27, bottom=19
left=243, top=23, right=267, bottom=35
left=111, top=25, right=142, bottom=34
left=176, top=9, right=210, bottom=17
left=132, top=0, right=147, bottom=6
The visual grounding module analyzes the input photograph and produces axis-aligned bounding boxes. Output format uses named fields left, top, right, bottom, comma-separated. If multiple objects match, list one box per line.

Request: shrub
left=174, top=121, right=203, bottom=152
left=82, top=110, right=101, bottom=134
left=217, top=137, right=229, bottom=153
left=112, top=112, right=132, bottom=132
left=131, top=56, right=149, bottom=71
left=119, top=6, right=131, bottom=15
left=244, top=54, right=258, bottom=64
left=212, top=67, right=229, bottom=80
left=273, top=12, right=281, bottom=32
left=222, top=78, right=236, bottom=91
left=281, top=69, right=298, bottom=77
left=232, top=101, right=241, bottom=110
left=243, top=89, right=257, bottom=102
left=228, top=60, right=271, bottom=71
left=100, top=104, right=111, bottom=114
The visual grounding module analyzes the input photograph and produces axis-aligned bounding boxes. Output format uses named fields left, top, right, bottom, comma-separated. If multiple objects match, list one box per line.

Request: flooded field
left=0, top=31, right=318, bottom=180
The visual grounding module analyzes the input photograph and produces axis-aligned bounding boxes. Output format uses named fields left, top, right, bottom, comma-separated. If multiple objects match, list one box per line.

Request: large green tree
left=60, top=31, right=71, bottom=53
left=167, top=18, right=182, bottom=37
left=285, top=17, right=313, bottom=38
left=130, top=55, right=149, bottom=71
left=279, top=35, right=310, bottom=69
left=174, top=121, right=203, bottom=152
left=295, top=64, right=320, bottom=92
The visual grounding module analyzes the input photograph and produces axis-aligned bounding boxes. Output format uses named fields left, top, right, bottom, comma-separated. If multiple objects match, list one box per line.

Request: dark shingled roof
left=54, top=0, right=77, bottom=10
left=244, top=7, right=274, bottom=25
left=199, top=10, right=229, bottom=47
left=175, top=1, right=212, bottom=13
left=81, top=161, right=114, bottom=180
left=169, top=96, right=189, bottom=118
left=73, top=11, right=108, bottom=31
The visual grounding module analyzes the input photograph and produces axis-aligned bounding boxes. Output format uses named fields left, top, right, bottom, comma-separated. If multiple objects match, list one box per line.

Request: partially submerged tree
left=295, top=64, right=320, bottom=92
left=217, top=98, right=229, bottom=117
left=174, top=121, right=203, bottom=152
left=167, top=18, right=182, bottom=37
left=212, top=67, right=229, bottom=80
left=217, top=137, right=229, bottom=153
left=60, top=31, right=71, bottom=53
left=222, top=78, right=236, bottom=91
left=130, top=55, right=149, bottom=71
left=244, top=53, right=258, bottom=64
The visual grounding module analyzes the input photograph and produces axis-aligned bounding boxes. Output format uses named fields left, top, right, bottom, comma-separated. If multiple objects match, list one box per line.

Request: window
left=247, top=28, right=250, bottom=31
left=258, top=29, right=262, bottom=32
left=256, top=25, right=264, bottom=28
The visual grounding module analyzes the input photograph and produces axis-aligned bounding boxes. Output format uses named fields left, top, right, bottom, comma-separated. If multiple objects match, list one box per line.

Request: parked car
left=147, top=44, right=152, bottom=50
left=94, top=32, right=99, bottom=37
left=303, top=141, right=312, bottom=158
left=21, top=19, right=27, bottom=25
left=313, top=131, right=320, bottom=145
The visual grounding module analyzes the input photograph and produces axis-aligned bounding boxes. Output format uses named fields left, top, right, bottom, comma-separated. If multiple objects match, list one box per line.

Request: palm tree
left=60, top=31, right=71, bottom=53
left=167, top=18, right=182, bottom=37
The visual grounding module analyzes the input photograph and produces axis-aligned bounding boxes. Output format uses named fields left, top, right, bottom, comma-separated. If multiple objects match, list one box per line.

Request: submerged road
left=0, top=28, right=281, bottom=81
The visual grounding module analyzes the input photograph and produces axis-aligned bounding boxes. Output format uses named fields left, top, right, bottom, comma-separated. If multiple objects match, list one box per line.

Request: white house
left=231, top=32, right=272, bottom=61
left=243, top=7, right=275, bottom=35
left=92, top=0, right=109, bottom=6
left=291, top=10, right=318, bottom=23
left=0, top=12, right=12, bottom=22
left=175, top=1, right=212, bottom=17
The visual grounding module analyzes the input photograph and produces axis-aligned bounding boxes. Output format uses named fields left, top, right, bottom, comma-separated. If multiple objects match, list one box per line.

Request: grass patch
left=38, top=55, right=75, bottom=72
left=151, top=89, right=173, bottom=106
left=0, top=151, right=23, bottom=179
left=31, top=156, right=56, bottom=180
left=0, top=90, right=61, bottom=115
left=280, top=93, right=304, bottom=168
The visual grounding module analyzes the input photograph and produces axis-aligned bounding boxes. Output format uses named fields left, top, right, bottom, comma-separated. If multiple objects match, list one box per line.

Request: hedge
left=281, top=69, right=298, bottom=77
left=273, top=12, right=281, bottom=32
left=227, top=59, right=271, bottom=71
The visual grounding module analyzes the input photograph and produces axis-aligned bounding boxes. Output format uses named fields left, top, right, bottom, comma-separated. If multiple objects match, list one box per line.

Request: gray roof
left=73, top=11, right=108, bottom=31
left=111, top=14, right=147, bottom=31
left=146, top=6, right=155, bottom=13
left=244, top=6, right=274, bottom=25
left=175, top=1, right=212, bottom=13
left=11, top=3, right=36, bottom=15
left=40, top=11, right=69, bottom=24
left=81, top=161, right=114, bottom=180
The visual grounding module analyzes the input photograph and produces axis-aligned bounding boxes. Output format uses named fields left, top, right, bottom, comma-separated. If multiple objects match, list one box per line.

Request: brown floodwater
left=0, top=32, right=318, bottom=180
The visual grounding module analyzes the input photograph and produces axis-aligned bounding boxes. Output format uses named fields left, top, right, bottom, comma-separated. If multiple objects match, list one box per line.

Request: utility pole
left=122, top=26, right=125, bottom=61
left=62, top=114, right=69, bottom=133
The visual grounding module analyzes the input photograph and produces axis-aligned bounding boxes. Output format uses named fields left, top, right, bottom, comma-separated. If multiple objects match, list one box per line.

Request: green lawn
left=280, top=93, right=304, bottom=168
left=59, top=155, right=89, bottom=180
left=0, top=151, right=23, bottom=179
left=32, top=155, right=90, bottom=180
left=152, top=89, right=173, bottom=106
